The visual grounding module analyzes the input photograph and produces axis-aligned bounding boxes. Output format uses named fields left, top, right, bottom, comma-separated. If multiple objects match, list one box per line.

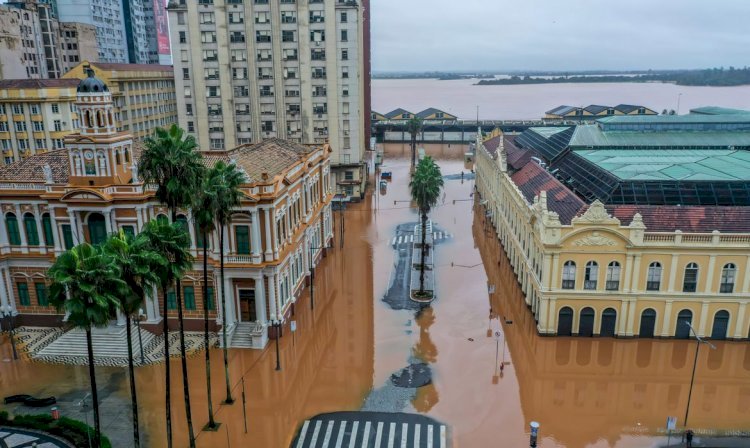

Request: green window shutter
left=184, top=286, right=195, bottom=310
left=24, top=215, right=39, bottom=246
left=35, top=283, right=48, bottom=306
left=122, top=225, right=135, bottom=238
left=6, top=215, right=20, bottom=245
left=167, top=290, right=176, bottom=310
left=196, top=226, right=210, bottom=249
left=235, top=225, right=250, bottom=254
left=17, top=283, right=30, bottom=306
left=42, top=214, right=54, bottom=246
left=62, top=224, right=74, bottom=249
left=206, top=286, right=214, bottom=310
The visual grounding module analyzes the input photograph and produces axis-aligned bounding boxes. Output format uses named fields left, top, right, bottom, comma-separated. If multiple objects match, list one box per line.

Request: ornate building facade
left=0, top=69, right=334, bottom=349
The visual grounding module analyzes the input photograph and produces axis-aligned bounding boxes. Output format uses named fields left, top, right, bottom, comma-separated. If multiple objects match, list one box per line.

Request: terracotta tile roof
left=504, top=136, right=533, bottom=170
left=0, top=79, right=80, bottom=89
left=579, top=204, right=750, bottom=233
left=91, top=62, right=173, bottom=72
left=483, top=135, right=503, bottom=155
left=0, top=149, right=70, bottom=183
left=511, top=162, right=585, bottom=224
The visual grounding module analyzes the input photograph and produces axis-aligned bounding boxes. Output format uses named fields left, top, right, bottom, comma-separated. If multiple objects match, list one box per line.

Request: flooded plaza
left=2, top=144, right=750, bottom=447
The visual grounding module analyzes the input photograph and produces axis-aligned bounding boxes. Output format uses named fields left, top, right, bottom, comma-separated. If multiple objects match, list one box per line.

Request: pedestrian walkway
left=292, top=412, right=447, bottom=448
left=0, top=427, right=72, bottom=447
left=391, top=232, right=453, bottom=247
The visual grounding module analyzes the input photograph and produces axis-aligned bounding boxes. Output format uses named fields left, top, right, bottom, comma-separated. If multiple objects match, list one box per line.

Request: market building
left=0, top=69, right=334, bottom=350
left=475, top=112, right=750, bottom=340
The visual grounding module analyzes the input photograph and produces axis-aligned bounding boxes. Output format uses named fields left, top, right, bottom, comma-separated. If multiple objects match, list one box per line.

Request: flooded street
left=2, top=144, right=750, bottom=447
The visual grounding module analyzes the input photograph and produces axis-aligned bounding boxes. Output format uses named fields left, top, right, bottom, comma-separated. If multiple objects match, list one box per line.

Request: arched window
left=85, top=110, right=92, bottom=128
left=97, top=152, right=107, bottom=176
left=115, top=151, right=121, bottom=165
left=87, top=213, right=107, bottom=245
left=557, top=306, right=573, bottom=336
left=23, top=213, right=39, bottom=246
left=711, top=310, right=730, bottom=340
left=96, top=110, right=104, bottom=127
left=579, top=307, right=595, bottom=337
left=156, top=214, right=169, bottom=225
left=675, top=309, right=693, bottom=339
left=562, top=261, right=576, bottom=289
left=606, top=261, right=621, bottom=291
left=647, top=262, right=662, bottom=291
left=108, top=111, right=113, bottom=126
left=584, top=261, right=598, bottom=290
left=683, top=263, right=699, bottom=292
left=175, top=214, right=189, bottom=232
left=639, top=308, right=657, bottom=338
left=5, top=213, right=21, bottom=245
left=600, top=308, right=617, bottom=337
left=42, top=213, right=54, bottom=246
left=124, top=148, right=130, bottom=163
left=720, top=264, right=736, bottom=293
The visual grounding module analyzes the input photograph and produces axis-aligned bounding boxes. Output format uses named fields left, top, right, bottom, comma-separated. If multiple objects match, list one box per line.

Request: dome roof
left=77, top=68, right=108, bottom=93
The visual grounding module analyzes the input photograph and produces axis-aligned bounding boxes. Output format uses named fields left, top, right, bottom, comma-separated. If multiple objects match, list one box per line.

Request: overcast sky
left=371, top=0, right=750, bottom=72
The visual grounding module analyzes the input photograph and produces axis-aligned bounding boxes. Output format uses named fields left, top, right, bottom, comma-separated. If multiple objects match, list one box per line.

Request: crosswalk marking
left=322, top=421, right=334, bottom=447
left=427, top=425, right=434, bottom=448
left=309, top=420, right=322, bottom=447
left=414, top=424, right=421, bottom=447
left=374, top=422, right=384, bottom=448
left=348, top=421, right=359, bottom=448
left=362, top=421, right=371, bottom=448
left=387, top=422, right=396, bottom=448
left=401, top=423, right=408, bottom=448
left=440, top=425, right=446, bottom=448
left=335, top=421, right=347, bottom=448
left=296, top=421, right=310, bottom=448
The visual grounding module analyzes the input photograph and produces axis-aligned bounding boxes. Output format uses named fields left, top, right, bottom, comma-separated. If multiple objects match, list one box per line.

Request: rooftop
left=569, top=123, right=750, bottom=148
left=0, top=79, right=80, bottom=90
left=88, top=62, right=174, bottom=73
left=689, top=106, right=750, bottom=116
left=510, top=162, right=585, bottom=224
left=385, top=108, right=412, bottom=118
left=577, top=204, right=750, bottom=233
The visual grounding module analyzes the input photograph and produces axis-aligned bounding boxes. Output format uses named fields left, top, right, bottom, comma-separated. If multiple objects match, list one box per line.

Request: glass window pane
left=17, top=282, right=30, bottom=306
left=184, top=286, right=195, bottom=310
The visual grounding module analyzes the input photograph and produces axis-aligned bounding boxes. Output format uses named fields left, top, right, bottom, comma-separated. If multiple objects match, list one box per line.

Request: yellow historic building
left=0, top=69, right=334, bottom=349
left=476, top=115, right=750, bottom=340
left=63, top=61, right=178, bottom=141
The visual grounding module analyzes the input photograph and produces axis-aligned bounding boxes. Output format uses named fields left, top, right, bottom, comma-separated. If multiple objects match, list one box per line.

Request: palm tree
left=192, top=166, right=220, bottom=429
left=139, top=124, right=203, bottom=447
left=409, top=156, right=444, bottom=296
left=211, top=160, right=245, bottom=404
left=406, top=116, right=423, bottom=173
left=48, top=243, right=126, bottom=448
left=140, top=220, right=193, bottom=448
left=103, top=230, right=165, bottom=448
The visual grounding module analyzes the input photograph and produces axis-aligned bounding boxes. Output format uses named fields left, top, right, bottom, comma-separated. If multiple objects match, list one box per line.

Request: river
left=372, top=78, right=750, bottom=119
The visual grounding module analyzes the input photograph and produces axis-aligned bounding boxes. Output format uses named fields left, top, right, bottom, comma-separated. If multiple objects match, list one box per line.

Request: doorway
left=579, top=307, right=595, bottom=337
left=238, top=289, right=257, bottom=322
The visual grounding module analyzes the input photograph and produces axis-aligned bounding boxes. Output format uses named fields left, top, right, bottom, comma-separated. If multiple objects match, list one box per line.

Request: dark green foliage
left=0, top=413, right=112, bottom=448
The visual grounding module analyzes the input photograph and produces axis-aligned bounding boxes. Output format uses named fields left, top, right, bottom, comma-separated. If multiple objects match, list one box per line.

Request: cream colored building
left=63, top=61, right=178, bottom=141
left=166, top=0, right=367, bottom=199
left=476, top=127, right=750, bottom=340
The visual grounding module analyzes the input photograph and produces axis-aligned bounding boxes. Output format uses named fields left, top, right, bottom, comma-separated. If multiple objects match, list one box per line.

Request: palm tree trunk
left=163, top=285, right=173, bottom=448
left=85, top=327, right=102, bottom=448
left=220, top=223, right=234, bottom=404
left=175, top=279, right=196, bottom=447
left=420, top=211, right=427, bottom=294
left=410, top=135, right=416, bottom=172
left=125, top=314, right=140, bottom=448
left=202, top=233, right=217, bottom=429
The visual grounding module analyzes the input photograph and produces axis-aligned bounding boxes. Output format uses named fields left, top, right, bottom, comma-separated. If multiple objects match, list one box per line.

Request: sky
left=371, top=0, right=750, bottom=72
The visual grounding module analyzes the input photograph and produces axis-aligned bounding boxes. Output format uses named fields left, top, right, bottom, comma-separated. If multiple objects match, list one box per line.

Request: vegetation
left=476, top=67, right=750, bottom=86
left=409, top=157, right=444, bottom=296
left=0, top=411, right=112, bottom=448
left=406, top=117, right=423, bottom=173
left=48, top=244, right=125, bottom=448
left=139, top=123, right=203, bottom=448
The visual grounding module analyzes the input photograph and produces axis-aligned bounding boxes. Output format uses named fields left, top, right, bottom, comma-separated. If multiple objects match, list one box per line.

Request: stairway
left=229, top=322, right=267, bottom=349
left=35, top=324, right=156, bottom=360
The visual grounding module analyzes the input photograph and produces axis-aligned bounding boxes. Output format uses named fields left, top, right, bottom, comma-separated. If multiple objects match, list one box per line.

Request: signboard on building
left=154, top=0, right=171, bottom=64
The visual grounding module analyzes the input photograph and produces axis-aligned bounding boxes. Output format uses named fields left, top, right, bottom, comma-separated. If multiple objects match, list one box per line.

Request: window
left=203, top=49, right=218, bottom=61
left=30, top=104, right=39, bottom=114
left=206, top=286, right=214, bottom=310
left=281, top=11, right=296, bottom=23
left=17, top=282, right=30, bottom=306
left=54, top=120, right=62, bottom=131
left=199, top=12, right=214, bottom=24
left=35, top=283, right=48, bottom=306
left=720, top=263, right=736, bottom=293
left=584, top=261, right=598, bottom=290
left=32, top=121, right=43, bottom=131
left=182, top=68, right=190, bottom=80
left=344, top=171, right=354, bottom=181
left=187, top=121, right=194, bottom=132
left=340, top=30, right=348, bottom=41
left=562, top=261, right=576, bottom=289
left=61, top=224, right=74, bottom=249
left=167, top=289, right=176, bottom=310
left=340, top=12, right=347, bottom=22
left=341, top=49, right=348, bottom=60
left=24, top=213, right=39, bottom=246
left=210, top=138, right=224, bottom=150
left=606, top=261, right=620, bottom=290
left=342, top=67, right=349, bottom=78
left=51, top=103, right=59, bottom=114
left=122, top=225, right=135, bottom=239
left=177, top=12, right=185, bottom=25
left=282, top=30, right=295, bottom=42
left=683, top=263, right=699, bottom=292
left=12, top=104, right=23, bottom=114
left=15, top=121, right=27, bottom=132
left=186, top=104, right=193, bottom=115
left=179, top=31, right=187, bottom=44
left=184, top=286, right=196, bottom=310
left=229, top=12, right=244, bottom=23
left=231, top=49, right=246, bottom=62
left=647, top=262, right=662, bottom=291
left=42, top=213, right=53, bottom=246
left=6, top=213, right=20, bottom=245
left=235, top=225, right=250, bottom=254
left=201, top=31, right=216, bottom=43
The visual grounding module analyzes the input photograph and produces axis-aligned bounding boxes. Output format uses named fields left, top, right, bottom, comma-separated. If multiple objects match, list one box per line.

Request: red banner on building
left=154, top=0, right=170, bottom=56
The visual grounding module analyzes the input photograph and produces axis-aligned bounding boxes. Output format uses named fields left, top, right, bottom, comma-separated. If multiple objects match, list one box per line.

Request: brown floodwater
left=2, top=144, right=750, bottom=448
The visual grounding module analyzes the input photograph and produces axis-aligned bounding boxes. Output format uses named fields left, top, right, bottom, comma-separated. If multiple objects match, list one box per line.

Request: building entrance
left=238, top=289, right=257, bottom=322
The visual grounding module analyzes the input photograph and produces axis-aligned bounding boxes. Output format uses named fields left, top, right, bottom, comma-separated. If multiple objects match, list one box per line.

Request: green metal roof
left=527, top=126, right=569, bottom=138
left=574, top=148, right=750, bottom=181
left=596, top=114, right=750, bottom=124
left=569, top=124, right=750, bottom=148
left=689, top=106, right=750, bottom=115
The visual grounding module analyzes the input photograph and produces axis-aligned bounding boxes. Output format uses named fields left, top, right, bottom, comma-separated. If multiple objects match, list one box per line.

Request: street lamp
left=135, top=308, right=145, bottom=365
left=683, top=321, right=716, bottom=439
left=308, top=243, right=332, bottom=311
left=1, top=304, right=18, bottom=360
left=272, top=319, right=281, bottom=371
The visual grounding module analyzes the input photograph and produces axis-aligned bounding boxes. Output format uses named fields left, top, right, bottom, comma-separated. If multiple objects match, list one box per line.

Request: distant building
left=371, top=111, right=387, bottom=122
left=689, top=106, right=750, bottom=116
left=59, top=22, right=99, bottom=74
left=476, top=112, right=750, bottom=340
left=385, top=108, right=414, bottom=120
left=416, top=108, right=457, bottom=120
left=544, top=104, right=657, bottom=120
left=63, top=61, right=177, bottom=141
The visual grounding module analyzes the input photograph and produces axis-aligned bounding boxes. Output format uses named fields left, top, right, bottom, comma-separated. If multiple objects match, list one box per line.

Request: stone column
left=538, top=296, right=549, bottom=333
left=0, top=210, right=9, bottom=254
left=264, top=207, right=273, bottom=261
left=0, top=266, right=9, bottom=311
left=548, top=297, right=557, bottom=333
left=3, top=268, right=16, bottom=312
left=115, top=308, right=126, bottom=326
left=146, top=284, right=160, bottom=323
left=630, top=255, right=642, bottom=293
left=268, top=273, right=277, bottom=320
left=542, top=255, right=552, bottom=291
left=32, top=205, right=45, bottom=254
left=186, top=211, right=197, bottom=252
left=550, top=254, right=559, bottom=290
left=733, top=302, right=747, bottom=339
left=667, top=254, right=679, bottom=292
left=223, top=224, right=231, bottom=254
left=697, top=300, right=710, bottom=337
left=251, top=209, right=262, bottom=263
left=661, top=300, right=673, bottom=337
left=48, top=207, right=62, bottom=254
left=705, top=255, right=717, bottom=293
left=626, top=299, right=637, bottom=337
left=223, top=275, right=235, bottom=327
left=135, top=206, right=143, bottom=231
left=255, top=275, right=267, bottom=325
left=67, top=210, right=78, bottom=245
left=103, top=210, right=112, bottom=234
left=14, top=205, right=28, bottom=251
left=743, top=256, right=750, bottom=293
left=618, top=300, right=629, bottom=336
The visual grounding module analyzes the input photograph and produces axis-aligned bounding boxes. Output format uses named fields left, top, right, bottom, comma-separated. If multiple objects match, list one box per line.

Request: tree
left=103, top=230, right=165, bottom=448
left=48, top=244, right=126, bottom=448
left=211, top=160, right=245, bottom=404
left=409, top=157, right=444, bottom=297
left=192, top=166, right=220, bottom=429
left=406, top=117, right=423, bottom=173
left=139, top=124, right=203, bottom=447
left=139, top=220, right=193, bottom=448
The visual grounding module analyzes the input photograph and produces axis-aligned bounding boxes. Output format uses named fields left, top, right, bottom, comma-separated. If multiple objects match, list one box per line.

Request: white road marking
left=321, top=420, right=334, bottom=447
left=391, top=237, right=397, bottom=245
left=401, top=423, right=408, bottom=448
left=309, top=420, right=322, bottom=447
left=414, top=424, right=421, bottom=447
left=427, top=425, right=434, bottom=448
left=296, top=421, right=310, bottom=448
left=362, top=421, right=372, bottom=448
left=348, top=421, right=360, bottom=448
left=440, top=425, right=447, bottom=448
left=387, top=422, right=396, bottom=448
left=335, top=421, right=347, bottom=448
left=374, top=422, right=384, bottom=448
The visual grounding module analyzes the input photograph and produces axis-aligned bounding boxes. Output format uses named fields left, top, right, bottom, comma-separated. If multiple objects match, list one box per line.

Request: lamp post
left=683, top=321, right=716, bottom=440
left=273, top=319, right=281, bottom=371
left=1, top=304, right=18, bottom=360
left=136, top=308, right=145, bottom=365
